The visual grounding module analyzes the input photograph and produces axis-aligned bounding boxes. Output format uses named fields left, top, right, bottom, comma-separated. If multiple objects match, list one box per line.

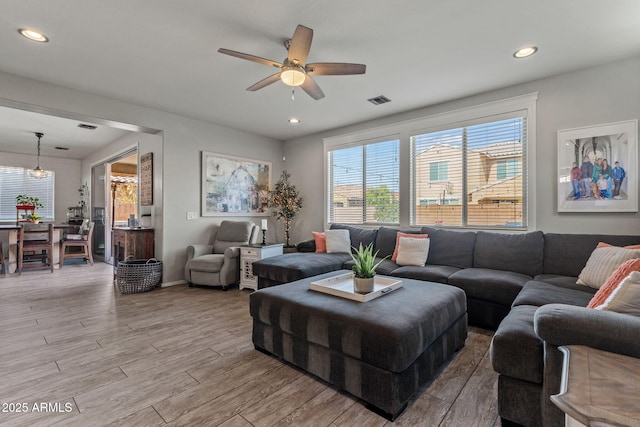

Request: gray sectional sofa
left=252, top=224, right=640, bottom=427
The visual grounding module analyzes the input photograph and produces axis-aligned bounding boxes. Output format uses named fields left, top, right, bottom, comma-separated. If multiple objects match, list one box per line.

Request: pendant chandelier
left=30, top=132, right=48, bottom=179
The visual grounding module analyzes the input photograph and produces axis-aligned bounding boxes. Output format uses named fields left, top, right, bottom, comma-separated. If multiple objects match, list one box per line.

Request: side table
left=551, top=345, right=640, bottom=427
left=240, top=243, right=284, bottom=291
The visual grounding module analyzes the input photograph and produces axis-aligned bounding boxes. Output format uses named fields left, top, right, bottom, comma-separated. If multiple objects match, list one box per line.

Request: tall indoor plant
left=268, top=170, right=302, bottom=248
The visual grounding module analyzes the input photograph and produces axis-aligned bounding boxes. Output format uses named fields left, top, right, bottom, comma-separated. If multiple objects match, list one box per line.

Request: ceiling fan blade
left=300, top=76, right=325, bottom=100
left=306, top=62, right=366, bottom=75
left=218, top=48, right=282, bottom=68
left=246, top=73, right=281, bottom=91
left=287, top=25, right=313, bottom=65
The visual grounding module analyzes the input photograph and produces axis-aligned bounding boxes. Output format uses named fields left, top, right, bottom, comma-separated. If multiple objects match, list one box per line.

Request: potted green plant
left=26, top=213, right=41, bottom=224
left=350, top=242, right=387, bottom=294
left=268, top=171, right=303, bottom=249
left=16, top=195, right=44, bottom=209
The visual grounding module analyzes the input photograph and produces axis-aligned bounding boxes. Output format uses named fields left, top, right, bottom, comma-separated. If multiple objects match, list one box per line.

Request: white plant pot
left=353, top=276, right=375, bottom=294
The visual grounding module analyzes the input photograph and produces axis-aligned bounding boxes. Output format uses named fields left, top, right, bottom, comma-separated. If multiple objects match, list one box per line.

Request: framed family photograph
left=557, top=120, right=638, bottom=213
left=201, top=152, right=271, bottom=216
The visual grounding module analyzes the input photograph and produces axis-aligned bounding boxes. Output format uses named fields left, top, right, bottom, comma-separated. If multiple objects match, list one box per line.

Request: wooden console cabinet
left=112, top=227, right=154, bottom=274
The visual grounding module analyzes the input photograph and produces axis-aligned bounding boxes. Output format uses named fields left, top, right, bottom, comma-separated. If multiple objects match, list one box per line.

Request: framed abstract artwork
left=557, top=120, right=637, bottom=212
left=201, top=152, right=271, bottom=216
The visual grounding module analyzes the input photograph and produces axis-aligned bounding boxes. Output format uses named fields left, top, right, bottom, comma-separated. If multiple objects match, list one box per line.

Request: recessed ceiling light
left=18, top=28, right=49, bottom=43
left=288, top=118, right=301, bottom=125
left=513, top=46, right=538, bottom=58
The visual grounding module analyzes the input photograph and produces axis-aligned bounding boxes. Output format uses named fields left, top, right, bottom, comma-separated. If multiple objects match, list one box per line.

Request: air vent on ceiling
left=77, top=123, right=97, bottom=130
left=367, top=95, right=391, bottom=105
left=55, top=146, right=70, bottom=151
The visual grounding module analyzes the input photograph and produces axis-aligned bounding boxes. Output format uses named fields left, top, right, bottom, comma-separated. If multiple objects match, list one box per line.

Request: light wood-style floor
left=0, top=262, right=500, bottom=427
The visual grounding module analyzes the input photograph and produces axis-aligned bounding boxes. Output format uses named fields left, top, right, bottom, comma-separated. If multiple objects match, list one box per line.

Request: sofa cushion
left=187, top=254, right=224, bottom=273
left=421, top=226, right=476, bottom=269
left=597, top=271, right=640, bottom=316
left=252, top=252, right=351, bottom=284
left=325, top=229, right=351, bottom=253
left=576, top=246, right=640, bottom=288
left=533, top=274, right=584, bottom=288
left=491, top=305, right=543, bottom=384
left=588, top=258, right=640, bottom=308
left=473, top=230, right=544, bottom=277
left=542, top=233, right=640, bottom=277
left=512, top=281, right=595, bottom=308
left=374, top=227, right=424, bottom=259
left=448, top=268, right=530, bottom=306
left=330, top=223, right=378, bottom=252
left=390, top=264, right=460, bottom=284
left=395, top=237, right=430, bottom=266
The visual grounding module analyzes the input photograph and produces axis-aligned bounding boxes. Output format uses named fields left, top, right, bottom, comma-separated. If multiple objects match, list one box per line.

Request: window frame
left=324, top=93, right=537, bottom=231
left=325, top=135, right=401, bottom=226
left=0, top=166, right=55, bottom=222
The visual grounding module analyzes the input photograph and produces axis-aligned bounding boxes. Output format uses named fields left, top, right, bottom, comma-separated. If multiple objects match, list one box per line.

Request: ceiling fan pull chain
left=291, top=86, right=295, bottom=101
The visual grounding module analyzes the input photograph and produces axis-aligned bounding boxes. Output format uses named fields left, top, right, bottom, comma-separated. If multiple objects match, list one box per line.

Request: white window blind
left=0, top=166, right=55, bottom=222
left=328, top=139, right=400, bottom=225
left=411, top=116, right=527, bottom=228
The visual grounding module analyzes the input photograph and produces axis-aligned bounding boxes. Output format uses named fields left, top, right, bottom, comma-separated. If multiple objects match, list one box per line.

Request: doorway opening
left=91, top=148, right=138, bottom=264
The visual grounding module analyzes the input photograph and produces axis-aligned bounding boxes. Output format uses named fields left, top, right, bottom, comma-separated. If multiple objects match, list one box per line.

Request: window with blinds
left=411, top=116, right=527, bottom=228
left=0, top=166, right=55, bottom=222
left=328, top=138, right=400, bottom=225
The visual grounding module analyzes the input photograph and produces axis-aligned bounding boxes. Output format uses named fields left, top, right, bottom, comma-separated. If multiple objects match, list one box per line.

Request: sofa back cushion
left=421, top=226, right=477, bottom=268
left=474, top=230, right=544, bottom=277
left=213, top=220, right=254, bottom=253
left=543, top=233, right=640, bottom=277
left=330, top=223, right=377, bottom=252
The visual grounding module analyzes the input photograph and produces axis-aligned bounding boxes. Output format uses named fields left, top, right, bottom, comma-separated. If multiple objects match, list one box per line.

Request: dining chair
left=18, top=223, right=54, bottom=273
left=59, top=222, right=94, bottom=268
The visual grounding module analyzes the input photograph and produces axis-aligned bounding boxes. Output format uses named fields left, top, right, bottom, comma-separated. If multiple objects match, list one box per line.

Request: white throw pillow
left=325, top=229, right=351, bottom=253
left=396, top=237, right=430, bottom=267
left=577, top=246, right=640, bottom=289
left=597, top=271, right=640, bottom=316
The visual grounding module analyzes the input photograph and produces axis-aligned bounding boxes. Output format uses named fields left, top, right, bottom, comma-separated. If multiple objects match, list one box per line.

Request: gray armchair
left=185, top=220, right=258, bottom=289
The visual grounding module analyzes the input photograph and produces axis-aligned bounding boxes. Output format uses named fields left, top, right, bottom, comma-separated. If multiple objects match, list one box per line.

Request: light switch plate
left=186, top=211, right=197, bottom=220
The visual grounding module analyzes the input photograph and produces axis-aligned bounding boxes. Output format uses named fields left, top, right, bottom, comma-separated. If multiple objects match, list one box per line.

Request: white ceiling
left=1, top=0, right=640, bottom=157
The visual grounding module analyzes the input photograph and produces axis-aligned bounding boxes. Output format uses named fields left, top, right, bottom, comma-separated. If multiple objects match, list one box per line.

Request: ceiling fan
left=218, top=24, right=366, bottom=100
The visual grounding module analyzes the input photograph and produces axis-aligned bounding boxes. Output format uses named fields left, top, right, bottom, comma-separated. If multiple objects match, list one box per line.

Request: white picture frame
left=557, top=120, right=638, bottom=212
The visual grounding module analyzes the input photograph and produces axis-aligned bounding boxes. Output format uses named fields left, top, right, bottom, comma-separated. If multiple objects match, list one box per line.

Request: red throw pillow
left=312, top=231, right=327, bottom=253
left=588, top=258, right=640, bottom=308
left=391, top=232, right=428, bottom=262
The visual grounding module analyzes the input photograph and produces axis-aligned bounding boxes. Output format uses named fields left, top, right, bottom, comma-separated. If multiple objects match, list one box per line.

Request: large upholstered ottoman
left=249, top=270, right=468, bottom=419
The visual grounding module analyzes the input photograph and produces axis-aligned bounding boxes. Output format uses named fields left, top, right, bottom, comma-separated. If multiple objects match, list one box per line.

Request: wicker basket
left=116, top=258, right=163, bottom=294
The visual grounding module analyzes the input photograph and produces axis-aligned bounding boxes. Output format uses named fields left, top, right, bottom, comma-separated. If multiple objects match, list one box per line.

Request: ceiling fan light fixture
left=280, top=66, right=306, bottom=87
left=18, top=28, right=49, bottom=43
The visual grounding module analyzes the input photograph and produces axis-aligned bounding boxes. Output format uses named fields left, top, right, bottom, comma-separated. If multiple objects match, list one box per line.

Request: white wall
left=0, top=151, right=81, bottom=222
left=283, top=56, right=640, bottom=244
left=0, top=70, right=284, bottom=283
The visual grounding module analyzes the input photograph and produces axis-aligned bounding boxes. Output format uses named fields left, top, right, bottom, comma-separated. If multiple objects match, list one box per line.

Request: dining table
left=0, top=224, right=75, bottom=273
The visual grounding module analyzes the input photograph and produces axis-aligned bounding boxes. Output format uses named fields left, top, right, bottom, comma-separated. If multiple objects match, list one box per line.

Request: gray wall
left=0, top=70, right=284, bottom=283
left=283, top=56, right=640, bottom=244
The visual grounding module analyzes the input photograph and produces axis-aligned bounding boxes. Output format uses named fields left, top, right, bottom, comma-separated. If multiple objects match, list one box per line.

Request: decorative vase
left=353, top=276, right=375, bottom=294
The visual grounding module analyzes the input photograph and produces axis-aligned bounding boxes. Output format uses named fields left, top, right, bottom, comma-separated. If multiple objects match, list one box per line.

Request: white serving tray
left=309, top=272, right=403, bottom=302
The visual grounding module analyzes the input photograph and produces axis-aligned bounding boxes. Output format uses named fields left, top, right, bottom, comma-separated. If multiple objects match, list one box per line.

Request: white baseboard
left=160, top=280, right=187, bottom=288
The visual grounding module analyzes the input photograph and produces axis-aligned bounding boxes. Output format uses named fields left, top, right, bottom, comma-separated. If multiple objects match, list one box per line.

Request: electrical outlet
left=186, top=211, right=197, bottom=220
